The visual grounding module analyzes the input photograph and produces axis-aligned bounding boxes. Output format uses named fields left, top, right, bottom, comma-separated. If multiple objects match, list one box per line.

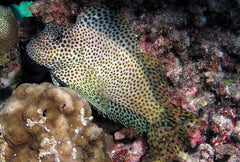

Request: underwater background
left=0, top=0, right=239, bottom=161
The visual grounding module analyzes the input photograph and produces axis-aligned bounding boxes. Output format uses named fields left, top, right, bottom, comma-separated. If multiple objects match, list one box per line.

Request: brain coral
left=0, top=82, right=110, bottom=162
left=0, top=6, right=18, bottom=54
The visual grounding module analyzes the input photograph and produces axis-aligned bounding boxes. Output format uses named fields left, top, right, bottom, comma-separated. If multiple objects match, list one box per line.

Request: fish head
left=26, top=22, right=77, bottom=70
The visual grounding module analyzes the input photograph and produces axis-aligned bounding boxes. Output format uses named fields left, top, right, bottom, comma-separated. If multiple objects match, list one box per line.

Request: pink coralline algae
left=210, top=103, right=240, bottom=155
left=129, top=2, right=239, bottom=160
left=132, top=9, right=189, bottom=56
left=169, top=85, right=215, bottom=113
left=180, top=143, right=215, bottom=161
left=190, top=129, right=205, bottom=148
left=29, top=0, right=79, bottom=24
left=110, top=128, right=147, bottom=162
left=160, top=52, right=182, bottom=84
left=139, top=35, right=172, bottom=55
left=233, top=121, right=240, bottom=141
left=221, top=55, right=236, bottom=69
left=215, top=77, right=240, bottom=101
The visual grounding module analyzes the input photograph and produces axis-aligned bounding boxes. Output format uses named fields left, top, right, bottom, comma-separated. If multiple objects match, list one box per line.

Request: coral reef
left=0, top=48, right=21, bottom=91
left=180, top=143, right=215, bottom=161
left=129, top=1, right=240, bottom=160
left=0, top=5, right=21, bottom=93
left=209, top=103, right=240, bottom=160
left=110, top=128, right=147, bottom=162
left=29, top=0, right=79, bottom=24
left=0, top=0, right=239, bottom=161
left=0, top=83, right=110, bottom=161
left=0, top=6, right=18, bottom=54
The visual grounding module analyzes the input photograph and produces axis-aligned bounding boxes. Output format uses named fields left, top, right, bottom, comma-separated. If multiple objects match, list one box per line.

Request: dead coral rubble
left=0, top=82, right=110, bottom=162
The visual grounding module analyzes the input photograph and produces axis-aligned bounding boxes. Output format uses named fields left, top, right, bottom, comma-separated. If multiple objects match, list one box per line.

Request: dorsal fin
left=77, top=6, right=140, bottom=53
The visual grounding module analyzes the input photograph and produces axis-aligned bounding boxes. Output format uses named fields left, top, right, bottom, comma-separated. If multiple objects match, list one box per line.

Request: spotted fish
left=26, top=6, right=199, bottom=161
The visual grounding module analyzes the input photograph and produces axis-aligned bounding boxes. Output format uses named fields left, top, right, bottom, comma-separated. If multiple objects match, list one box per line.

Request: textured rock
left=0, top=82, right=110, bottom=162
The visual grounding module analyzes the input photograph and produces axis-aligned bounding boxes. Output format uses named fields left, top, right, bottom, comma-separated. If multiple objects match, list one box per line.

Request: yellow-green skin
left=27, top=6, right=199, bottom=161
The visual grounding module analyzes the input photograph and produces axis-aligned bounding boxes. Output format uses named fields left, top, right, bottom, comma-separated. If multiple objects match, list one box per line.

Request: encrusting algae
left=26, top=6, right=199, bottom=161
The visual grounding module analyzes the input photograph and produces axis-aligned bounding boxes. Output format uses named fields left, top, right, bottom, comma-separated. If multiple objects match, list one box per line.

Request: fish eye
left=53, top=31, right=64, bottom=45
left=55, top=36, right=61, bottom=41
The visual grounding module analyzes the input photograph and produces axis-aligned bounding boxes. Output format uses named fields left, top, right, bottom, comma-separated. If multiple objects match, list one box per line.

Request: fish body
left=27, top=6, right=199, bottom=161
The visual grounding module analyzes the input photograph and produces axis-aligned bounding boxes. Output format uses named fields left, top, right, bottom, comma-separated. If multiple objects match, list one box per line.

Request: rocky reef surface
left=0, top=0, right=239, bottom=161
